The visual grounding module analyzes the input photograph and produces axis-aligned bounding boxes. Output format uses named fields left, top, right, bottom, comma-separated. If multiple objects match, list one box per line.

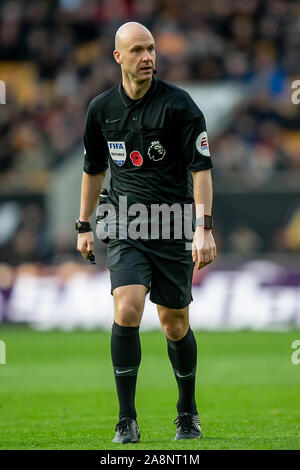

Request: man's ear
left=113, top=50, right=122, bottom=65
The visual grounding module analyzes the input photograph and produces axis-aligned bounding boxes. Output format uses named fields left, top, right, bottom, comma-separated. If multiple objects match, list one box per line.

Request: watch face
left=204, top=215, right=213, bottom=229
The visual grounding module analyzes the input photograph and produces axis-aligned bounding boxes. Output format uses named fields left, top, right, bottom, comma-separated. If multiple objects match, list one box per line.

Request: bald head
left=115, top=22, right=154, bottom=52
left=113, top=22, right=156, bottom=88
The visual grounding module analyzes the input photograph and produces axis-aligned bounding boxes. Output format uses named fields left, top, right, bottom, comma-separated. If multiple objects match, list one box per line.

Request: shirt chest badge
left=107, top=141, right=126, bottom=167
left=130, top=150, right=143, bottom=166
left=147, top=140, right=166, bottom=162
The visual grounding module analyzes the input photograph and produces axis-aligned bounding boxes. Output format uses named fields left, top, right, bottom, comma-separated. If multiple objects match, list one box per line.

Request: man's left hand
left=192, top=228, right=217, bottom=270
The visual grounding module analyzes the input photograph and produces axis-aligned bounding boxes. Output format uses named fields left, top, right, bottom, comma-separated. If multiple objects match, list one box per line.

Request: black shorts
left=106, top=237, right=194, bottom=309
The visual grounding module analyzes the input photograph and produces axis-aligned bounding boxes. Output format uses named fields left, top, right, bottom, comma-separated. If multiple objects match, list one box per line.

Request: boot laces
left=115, top=418, right=133, bottom=435
left=174, top=414, right=195, bottom=434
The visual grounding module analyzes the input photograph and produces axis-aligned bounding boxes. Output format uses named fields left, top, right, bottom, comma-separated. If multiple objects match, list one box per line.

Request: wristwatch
left=195, top=215, right=213, bottom=230
left=75, top=219, right=92, bottom=233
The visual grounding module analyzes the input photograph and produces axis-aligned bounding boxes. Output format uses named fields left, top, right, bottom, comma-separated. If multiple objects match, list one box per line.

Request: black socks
left=111, top=322, right=197, bottom=419
left=167, top=327, right=198, bottom=415
left=111, top=322, right=141, bottom=420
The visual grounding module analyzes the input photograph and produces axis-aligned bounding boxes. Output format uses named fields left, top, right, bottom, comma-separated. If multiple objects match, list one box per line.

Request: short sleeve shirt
left=83, top=78, right=213, bottom=209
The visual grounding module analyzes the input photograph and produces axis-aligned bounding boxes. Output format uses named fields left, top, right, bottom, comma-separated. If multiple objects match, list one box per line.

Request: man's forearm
left=79, top=170, right=106, bottom=222
left=191, top=169, right=213, bottom=218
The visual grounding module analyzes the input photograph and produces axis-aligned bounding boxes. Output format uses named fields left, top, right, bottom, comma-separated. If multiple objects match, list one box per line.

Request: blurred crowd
left=0, top=0, right=300, bottom=192
left=0, top=0, right=300, bottom=262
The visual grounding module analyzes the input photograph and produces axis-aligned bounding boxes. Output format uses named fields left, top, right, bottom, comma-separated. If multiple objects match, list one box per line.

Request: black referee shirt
left=83, top=77, right=213, bottom=209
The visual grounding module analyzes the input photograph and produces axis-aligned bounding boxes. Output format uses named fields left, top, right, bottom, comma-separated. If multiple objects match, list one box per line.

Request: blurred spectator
left=227, top=225, right=263, bottom=253
left=0, top=0, right=299, bottom=188
left=0, top=202, right=53, bottom=264
left=285, top=207, right=300, bottom=252
left=0, top=0, right=299, bottom=262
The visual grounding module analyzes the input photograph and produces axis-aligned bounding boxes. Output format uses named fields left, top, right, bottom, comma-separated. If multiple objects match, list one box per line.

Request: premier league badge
left=147, top=140, right=166, bottom=162
left=107, top=141, right=127, bottom=166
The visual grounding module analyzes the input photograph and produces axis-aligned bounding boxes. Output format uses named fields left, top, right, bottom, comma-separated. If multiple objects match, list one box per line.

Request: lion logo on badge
left=147, top=140, right=166, bottom=161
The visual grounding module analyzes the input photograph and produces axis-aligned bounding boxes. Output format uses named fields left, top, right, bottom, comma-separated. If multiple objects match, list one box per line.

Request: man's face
left=116, top=37, right=156, bottom=82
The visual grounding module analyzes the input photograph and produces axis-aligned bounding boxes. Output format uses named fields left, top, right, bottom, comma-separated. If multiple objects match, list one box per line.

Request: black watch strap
left=75, top=219, right=92, bottom=233
left=195, top=215, right=213, bottom=230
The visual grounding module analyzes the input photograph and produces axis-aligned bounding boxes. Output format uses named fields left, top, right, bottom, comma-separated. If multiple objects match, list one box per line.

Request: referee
left=76, top=22, right=217, bottom=444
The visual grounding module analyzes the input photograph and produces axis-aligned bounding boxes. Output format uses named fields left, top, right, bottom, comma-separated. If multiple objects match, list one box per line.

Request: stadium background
left=0, top=0, right=299, bottom=450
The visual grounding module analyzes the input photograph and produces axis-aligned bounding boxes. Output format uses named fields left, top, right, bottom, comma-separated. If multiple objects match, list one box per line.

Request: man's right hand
left=77, top=231, right=94, bottom=259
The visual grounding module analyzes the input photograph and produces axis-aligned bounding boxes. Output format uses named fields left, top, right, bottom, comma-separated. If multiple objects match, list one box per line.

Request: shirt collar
left=119, top=78, right=157, bottom=108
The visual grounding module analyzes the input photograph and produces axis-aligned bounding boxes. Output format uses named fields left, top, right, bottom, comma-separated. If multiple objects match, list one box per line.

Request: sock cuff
left=167, top=327, right=194, bottom=350
left=112, top=321, right=140, bottom=337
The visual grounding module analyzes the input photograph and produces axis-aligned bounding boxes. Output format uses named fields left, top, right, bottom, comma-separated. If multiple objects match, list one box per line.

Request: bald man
left=114, top=22, right=155, bottom=98
left=77, top=22, right=216, bottom=444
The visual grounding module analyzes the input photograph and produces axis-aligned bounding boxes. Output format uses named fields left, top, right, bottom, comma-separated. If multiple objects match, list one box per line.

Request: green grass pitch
left=0, top=327, right=299, bottom=450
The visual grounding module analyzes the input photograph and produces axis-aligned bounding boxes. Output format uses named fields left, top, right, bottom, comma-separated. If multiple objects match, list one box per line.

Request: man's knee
left=164, top=323, right=188, bottom=341
left=115, top=303, right=141, bottom=326
left=113, top=285, right=146, bottom=326
left=158, top=306, right=189, bottom=341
